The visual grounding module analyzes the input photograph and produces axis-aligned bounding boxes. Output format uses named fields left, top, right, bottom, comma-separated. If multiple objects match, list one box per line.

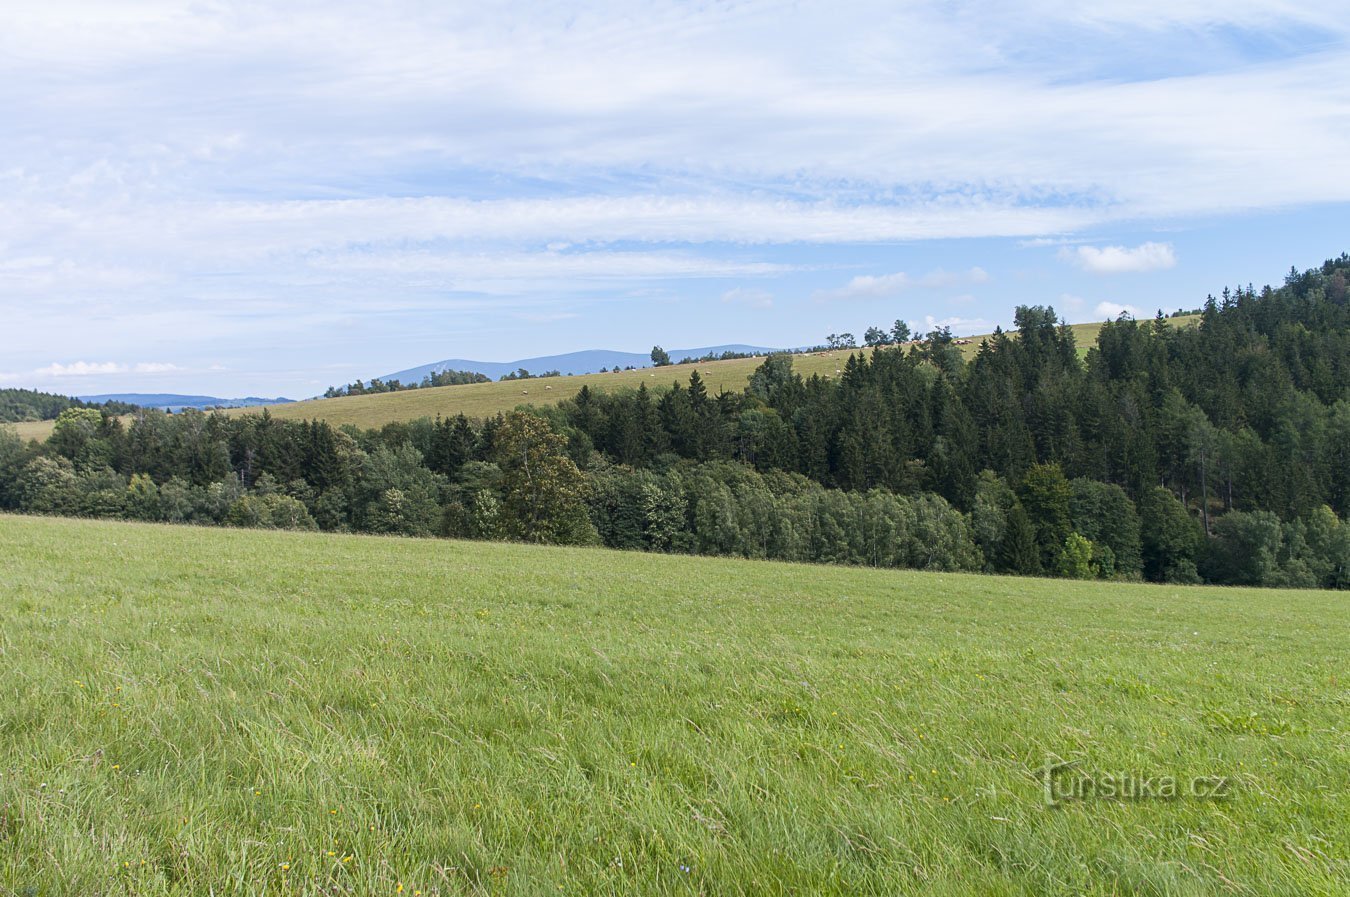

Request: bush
left=225, top=493, right=317, bottom=531
left=1140, top=487, right=1203, bottom=583
left=1057, top=532, right=1095, bottom=579
left=1204, top=510, right=1283, bottom=586
left=18, top=456, right=81, bottom=515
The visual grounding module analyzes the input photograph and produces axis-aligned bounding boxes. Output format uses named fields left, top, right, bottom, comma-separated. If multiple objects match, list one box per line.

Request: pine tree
left=1000, top=504, right=1041, bottom=575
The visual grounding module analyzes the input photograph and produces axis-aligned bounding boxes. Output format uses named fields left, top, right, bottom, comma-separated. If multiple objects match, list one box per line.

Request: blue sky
left=2, top=1, right=1348, bottom=397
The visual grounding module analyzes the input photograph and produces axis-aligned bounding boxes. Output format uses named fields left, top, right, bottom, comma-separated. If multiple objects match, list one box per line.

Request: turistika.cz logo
left=1041, top=757, right=1232, bottom=807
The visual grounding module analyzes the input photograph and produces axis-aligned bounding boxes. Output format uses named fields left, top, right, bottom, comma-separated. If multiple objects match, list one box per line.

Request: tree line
left=0, top=388, right=140, bottom=423
left=323, top=369, right=492, bottom=398
left=2, top=255, right=1348, bottom=588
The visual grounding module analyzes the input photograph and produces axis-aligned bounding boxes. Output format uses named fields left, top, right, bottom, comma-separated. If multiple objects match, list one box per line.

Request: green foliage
left=746, top=353, right=795, bottom=403
left=357, top=444, right=445, bottom=536
left=499, top=367, right=561, bottom=381
left=123, top=473, right=162, bottom=521
left=586, top=461, right=982, bottom=572
left=422, top=368, right=492, bottom=388
left=324, top=369, right=492, bottom=398
left=49, top=407, right=110, bottom=470
left=225, top=493, right=317, bottom=531
left=0, top=426, right=28, bottom=509
left=1140, top=487, right=1203, bottom=583
left=1057, top=532, right=1096, bottom=579
left=493, top=412, right=595, bottom=544
left=365, top=487, right=439, bottom=536
left=1202, top=507, right=1350, bottom=589
left=0, top=387, right=139, bottom=423
left=77, top=468, right=128, bottom=519
left=1069, top=479, right=1143, bottom=578
left=1204, top=510, right=1283, bottom=585
left=1018, top=463, right=1072, bottom=570
left=999, top=503, right=1041, bottom=575
left=650, top=345, right=672, bottom=367
left=18, top=455, right=81, bottom=515
left=970, top=470, right=1013, bottom=571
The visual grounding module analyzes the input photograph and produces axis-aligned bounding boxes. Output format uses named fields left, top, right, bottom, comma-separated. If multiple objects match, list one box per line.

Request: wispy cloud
left=1060, top=242, right=1178, bottom=273
left=721, top=287, right=773, bottom=309
left=1, top=1, right=1345, bottom=392
left=512, top=311, right=580, bottom=324
left=27, top=361, right=182, bottom=379
left=814, top=273, right=912, bottom=302
left=1096, top=301, right=1145, bottom=318
left=922, top=315, right=992, bottom=334
left=813, top=267, right=990, bottom=301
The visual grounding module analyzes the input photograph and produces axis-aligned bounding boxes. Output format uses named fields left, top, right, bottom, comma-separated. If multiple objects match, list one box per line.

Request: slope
left=383, top=344, right=780, bottom=382
left=227, top=318, right=1190, bottom=430
left=0, top=513, right=1343, bottom=894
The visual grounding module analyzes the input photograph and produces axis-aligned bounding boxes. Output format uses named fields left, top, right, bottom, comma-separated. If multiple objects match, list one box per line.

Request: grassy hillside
left=1, top=513, right=1343, bottom=895
left=231, top=318, right=1190, bottom=431
left=5, top=319, right=1194, bottom=440
left=11, top=419, right=60, bottom=442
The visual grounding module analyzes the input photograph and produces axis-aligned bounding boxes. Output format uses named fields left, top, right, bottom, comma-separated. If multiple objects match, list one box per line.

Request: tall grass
left=0, top=512, right=1342, bottom=895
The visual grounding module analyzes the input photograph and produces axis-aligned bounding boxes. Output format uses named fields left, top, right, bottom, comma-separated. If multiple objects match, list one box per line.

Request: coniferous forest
left=3, top=256, right=1348, bottom=588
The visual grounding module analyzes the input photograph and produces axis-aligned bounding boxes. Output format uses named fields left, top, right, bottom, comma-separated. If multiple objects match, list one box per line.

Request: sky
left=2, top=1, right=1349, bottom=398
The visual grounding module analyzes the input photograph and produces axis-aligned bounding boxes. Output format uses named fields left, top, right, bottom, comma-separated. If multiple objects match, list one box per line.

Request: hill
left=1, top=513, right=1343, bottom=893
left=1, top=318, right=1195, bottom=442
left=227, top=318, right=1189, bottom=430
left=79, top=393, right=294, bottom=411
left=231, top=349, right=799, bottom=429
left=382, top=344, right=780, bottom=383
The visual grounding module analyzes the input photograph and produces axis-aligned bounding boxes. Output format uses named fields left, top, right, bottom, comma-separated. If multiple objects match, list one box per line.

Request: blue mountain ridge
left=380, top=345, right=782, bottom=383
left=79, top=394, right=294, bottom=412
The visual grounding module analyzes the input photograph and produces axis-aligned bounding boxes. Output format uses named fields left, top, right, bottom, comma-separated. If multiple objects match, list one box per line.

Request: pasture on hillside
left=0, top=513, right=1343, bottom=895
left=6, top=320, right=1194, bottom=441
left=227, top=319, right=1165, bottom=432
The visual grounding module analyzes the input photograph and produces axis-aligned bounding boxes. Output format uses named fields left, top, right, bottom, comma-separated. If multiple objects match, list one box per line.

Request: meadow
left=1, top=512, right=1344, bottom=895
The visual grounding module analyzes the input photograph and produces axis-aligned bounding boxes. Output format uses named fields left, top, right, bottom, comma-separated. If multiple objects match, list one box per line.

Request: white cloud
left=1095, top=301, right=1145, bottom=318
left=34, top=362, right=127, bottom=377
left=308, top=245, right=796, bottom=288
left=27, top=361, right=180, bottom=378
left=923, top=315, right=992, bottom=334
left=814, top=272, right=911, bottom=302
left=1, top=1, right=1346, bottom=392
left=813, top=267, right=990, bottom=302
left=916, top=267, right=990, bottom=288
left=721, top=287, right=773, bottom=309
left=1060, top=242, right=1178, bottom=273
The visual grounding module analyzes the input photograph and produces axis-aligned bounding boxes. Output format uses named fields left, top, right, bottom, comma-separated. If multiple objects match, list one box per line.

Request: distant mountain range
left=382, top=345, right=781, bottom=383
left=80, top=394, right=294, bottom=412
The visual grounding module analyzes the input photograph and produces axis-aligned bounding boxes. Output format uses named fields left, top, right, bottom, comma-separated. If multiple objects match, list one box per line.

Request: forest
left=0, top=388, right=139, bottom=423
left=2, top=255, right=1347, bottom=589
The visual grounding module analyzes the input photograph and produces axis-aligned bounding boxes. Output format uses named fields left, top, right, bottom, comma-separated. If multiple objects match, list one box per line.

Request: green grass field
left=1, top=513, right=1344, bottom=895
